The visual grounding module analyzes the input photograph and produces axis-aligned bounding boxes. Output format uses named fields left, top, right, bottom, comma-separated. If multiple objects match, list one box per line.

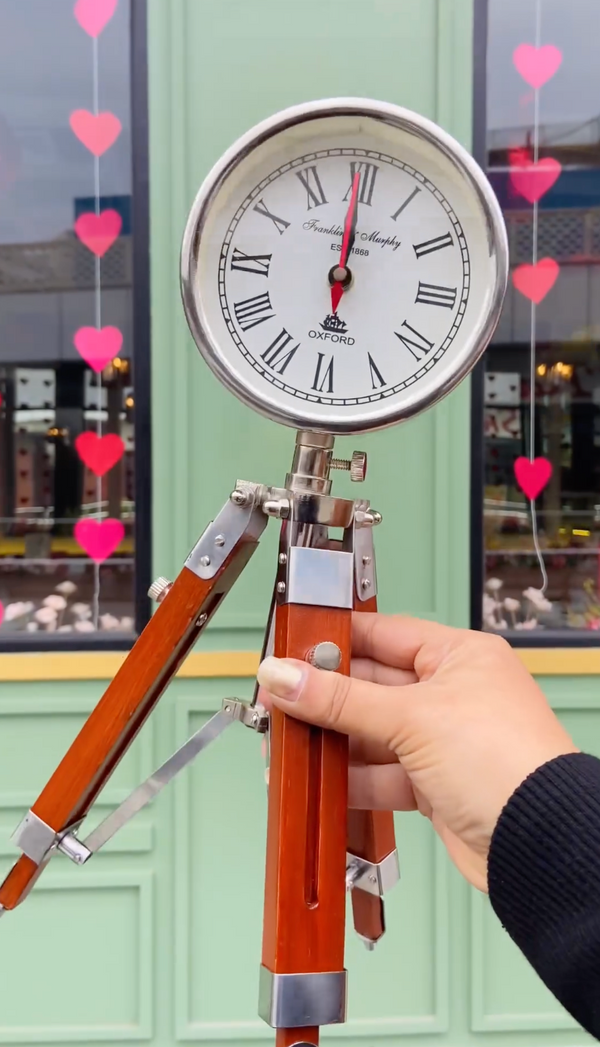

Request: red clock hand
left=331, top=171, right=360, bottom=313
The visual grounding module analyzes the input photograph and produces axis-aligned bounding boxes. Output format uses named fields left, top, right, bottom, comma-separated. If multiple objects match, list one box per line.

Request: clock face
left=181, top=100, right=508, bottom=434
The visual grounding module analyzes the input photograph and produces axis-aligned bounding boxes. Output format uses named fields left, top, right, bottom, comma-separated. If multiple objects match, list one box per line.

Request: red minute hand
left=331, top=171, right=360, bottom=313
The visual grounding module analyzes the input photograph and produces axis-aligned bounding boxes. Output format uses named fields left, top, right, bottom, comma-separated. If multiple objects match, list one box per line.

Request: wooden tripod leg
left=261, top=603, right=351, bottom=1047
left=347, top=594, right=398, bottom=946
left=0, top=498, right=265, bottom=912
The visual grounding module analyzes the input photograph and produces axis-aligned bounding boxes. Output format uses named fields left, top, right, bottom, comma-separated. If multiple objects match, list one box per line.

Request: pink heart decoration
left=509, top=155, right=561, bottom=203
left=512, top=258, right=560, bottom=304
left=74, top=210, right=122, bottom=257
left=514, top=457, right=553, bottom=500
left=513, top=44, right=563, bottom=89
left=69, top=110, right=122, bottom=156
left=74, top=0, right=118, bottom=37
left=74, top=518, right=125, bottom=563
left=73, top=326, right=123, bottom=372
left=75, top=432, right=125, bottom=477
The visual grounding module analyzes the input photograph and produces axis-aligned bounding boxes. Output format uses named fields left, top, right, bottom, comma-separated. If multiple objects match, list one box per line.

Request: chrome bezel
left=180, top=97, right=508, bottom=435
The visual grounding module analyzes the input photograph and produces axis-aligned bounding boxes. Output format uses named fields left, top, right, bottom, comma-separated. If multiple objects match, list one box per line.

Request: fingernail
left=257, top=656, right=305, bottom=701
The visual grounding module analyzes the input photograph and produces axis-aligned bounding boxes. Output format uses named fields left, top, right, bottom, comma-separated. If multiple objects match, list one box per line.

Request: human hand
left=257, top=614, right=577, bottom=892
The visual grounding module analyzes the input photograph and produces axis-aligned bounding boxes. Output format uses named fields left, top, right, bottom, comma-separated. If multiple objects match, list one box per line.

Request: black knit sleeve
left=488, top=752, right=600, bottom=1040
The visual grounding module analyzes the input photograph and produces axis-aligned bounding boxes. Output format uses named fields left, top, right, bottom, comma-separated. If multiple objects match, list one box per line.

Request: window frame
left=0, top=0, right=152, bottom=653
left=470, top=0, right=600, bottom=648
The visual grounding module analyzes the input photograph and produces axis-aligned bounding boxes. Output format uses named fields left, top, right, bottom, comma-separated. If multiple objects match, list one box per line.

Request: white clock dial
left=181, top=99, right=508, bottom=435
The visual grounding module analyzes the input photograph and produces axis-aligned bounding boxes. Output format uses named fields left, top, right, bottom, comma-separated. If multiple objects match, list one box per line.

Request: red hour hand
left=331, top=171, right=360, bottom=313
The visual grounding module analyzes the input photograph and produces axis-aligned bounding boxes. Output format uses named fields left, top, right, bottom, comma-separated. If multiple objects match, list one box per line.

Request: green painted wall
left=0, top=2, right=596, bottom=1047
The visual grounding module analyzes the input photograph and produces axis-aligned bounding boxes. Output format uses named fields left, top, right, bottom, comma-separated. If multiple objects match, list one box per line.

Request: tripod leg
left=347, top=595, right=399, bottom=947
left=261, top=603, right=351, bottom=1047
left=0, top=489, right=266, bottom=912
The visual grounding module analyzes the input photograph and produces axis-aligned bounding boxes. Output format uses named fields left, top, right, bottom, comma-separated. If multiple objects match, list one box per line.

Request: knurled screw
left=307, top=642, right=342, bottom=671
left=148, top=576, right=173, bottom=603
left=330, top=450, right=367, bottom=482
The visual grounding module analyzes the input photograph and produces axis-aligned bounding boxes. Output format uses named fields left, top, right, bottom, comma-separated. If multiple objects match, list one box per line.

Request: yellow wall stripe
left=0, top=648, right=596, bottom=682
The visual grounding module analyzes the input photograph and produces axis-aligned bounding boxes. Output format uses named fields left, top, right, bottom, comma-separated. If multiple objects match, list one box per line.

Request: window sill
left=0, top=648, right=596, bottom=681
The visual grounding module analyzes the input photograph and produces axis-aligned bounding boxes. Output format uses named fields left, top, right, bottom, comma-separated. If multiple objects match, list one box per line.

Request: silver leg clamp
left=346, top=849, right=400, bottom=896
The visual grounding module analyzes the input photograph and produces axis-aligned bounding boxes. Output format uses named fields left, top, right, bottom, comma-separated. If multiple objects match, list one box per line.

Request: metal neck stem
left=285, top=431, right=335, bottom=494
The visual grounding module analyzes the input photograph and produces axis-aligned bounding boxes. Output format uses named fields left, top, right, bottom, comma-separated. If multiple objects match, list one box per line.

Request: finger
left=349, top=762, right=417, bottom=811
left=351, top=657, right=417, bottom=687
left=351, top=612, right=460, bottom=672
left=349, top=735, right=398, bottom=766
left=256, top=655, right=419, bottom=749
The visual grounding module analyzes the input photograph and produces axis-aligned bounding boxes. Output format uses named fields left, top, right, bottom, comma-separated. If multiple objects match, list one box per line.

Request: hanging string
left=92, top=32, right=102, bottom=628
left=528, top=0, right=549, bottom=594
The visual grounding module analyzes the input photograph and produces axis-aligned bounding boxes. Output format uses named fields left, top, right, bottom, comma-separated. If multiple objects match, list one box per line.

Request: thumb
left=256, top=655, right=414, bottom=751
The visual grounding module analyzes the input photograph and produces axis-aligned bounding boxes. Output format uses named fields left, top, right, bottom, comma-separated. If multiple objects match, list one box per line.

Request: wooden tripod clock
left=0, top=99, right=507, bottom=1047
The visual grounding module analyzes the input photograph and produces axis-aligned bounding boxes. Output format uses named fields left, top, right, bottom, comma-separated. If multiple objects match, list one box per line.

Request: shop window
left=0, top=0, right=149, bottom=646
left=478, top=0, right=600, bottom=639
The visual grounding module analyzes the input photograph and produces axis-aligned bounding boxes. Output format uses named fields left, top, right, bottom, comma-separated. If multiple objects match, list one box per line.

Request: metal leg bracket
left=346, top=849, right=400, bottom=896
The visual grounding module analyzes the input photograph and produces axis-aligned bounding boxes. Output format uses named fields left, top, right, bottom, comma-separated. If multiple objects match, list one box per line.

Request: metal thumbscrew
left=307, top=642, right=342, bottom=672
left=330, top=450, right=367, bottom=482
left=147, top=577, right=173, bottom=603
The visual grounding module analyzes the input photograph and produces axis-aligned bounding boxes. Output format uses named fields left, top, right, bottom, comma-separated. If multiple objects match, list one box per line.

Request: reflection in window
left=0, top=0, right=137, bottom=639
left=484, top=0, right=600, bottom=634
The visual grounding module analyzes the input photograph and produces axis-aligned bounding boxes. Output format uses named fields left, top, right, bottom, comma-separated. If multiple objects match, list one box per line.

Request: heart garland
left=514, top=457, right=553, bottom=500
left=512, top=257, right=560, bottom=304
left=70, top=110, right=122, bottom=156
left=70, top=0, right=127, bottom=587
left=75, top=432, right=125, bottom=477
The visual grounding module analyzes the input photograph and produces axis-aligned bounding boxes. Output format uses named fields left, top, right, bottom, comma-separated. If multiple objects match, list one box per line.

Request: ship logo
left=320, top=313, right=348, bottom=334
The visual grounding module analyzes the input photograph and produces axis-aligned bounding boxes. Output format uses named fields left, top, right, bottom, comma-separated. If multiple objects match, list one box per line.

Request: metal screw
left=369, top=874, right=377, bottom=884
left=148, top=576, right=172, bottom=603
left=308, top=642, right=342, bottom=671
left=362, top=555, right=371, bottom=566
left=278, top=552, right=287, bottom=565
left=214, top=534, right=225, bottom=547
left=361, top=578, right=371, bottom=591
left=330, top=451, right=367, bottom=482
left=200, top=555, right=211, bottom=567
left=263, top=498, right=290, bottom=519
left=230, top=489, right=249, bottom=506
left=196, top=613, right=208, bottom=627
left=251, top=712, right=259, bottom=726
left=276, top=581, right=286, bottom=594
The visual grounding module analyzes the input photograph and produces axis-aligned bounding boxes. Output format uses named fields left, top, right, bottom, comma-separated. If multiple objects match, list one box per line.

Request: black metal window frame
left=470, top=0, right=600, bottom=648
left=0, top=0, right=151, bottom=653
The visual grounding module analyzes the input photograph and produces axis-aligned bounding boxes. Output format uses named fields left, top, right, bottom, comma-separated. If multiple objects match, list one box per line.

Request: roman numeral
left=413, top=232, right=454, bottom=258
left=253, top=198, right=291, bottom=235
left=296, top=165, right=328, bottom=210
left=391, top=186, right=421, bottom=221
left=415, top=281, right=457, bottom=309
left=233, top=292, right=275, bottom=331
left=261, top=328, right=300, bottom=374
left=230, top=248, right=272, bottom=277
left=368, top=353, right=386, bottom=389
left=394, top=321, right=435, bottom=361
left=343, top=161, right=379, bottom=206
left=312, top=353, right=334, bottom=394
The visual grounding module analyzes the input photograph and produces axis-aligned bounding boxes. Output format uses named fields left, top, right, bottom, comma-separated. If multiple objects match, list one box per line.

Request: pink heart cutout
left=509, top=155, right=561, bottom=203
left=74, top=518, right=125, bottom=563
left=69, top=110, right=122, bottom=156
left=75, top=432, right=125, bottom=477
left=514, top=457, right=553, bottom=500
left=513, top=44, right=562, bottom=89
left=74, top=210, right=122, bottom=257
left=512, top=258, right=560, bottom=304
left=73, top=326, right=123, bottom=373
left=74, top=0, right=118, bottom=37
